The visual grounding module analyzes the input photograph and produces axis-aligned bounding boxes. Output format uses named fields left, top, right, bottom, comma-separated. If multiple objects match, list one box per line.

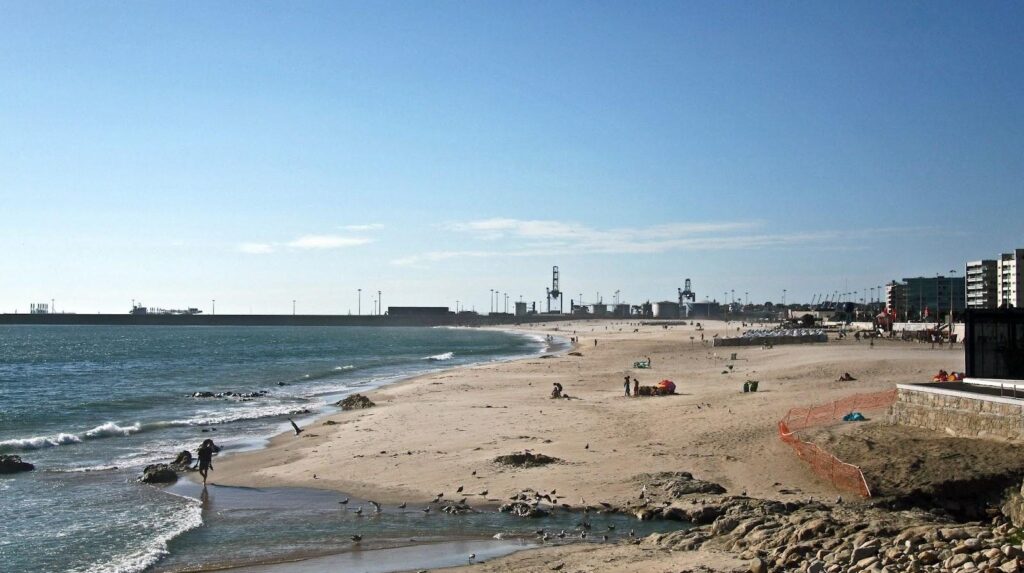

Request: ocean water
left=0, top=326, right=558, bottom=572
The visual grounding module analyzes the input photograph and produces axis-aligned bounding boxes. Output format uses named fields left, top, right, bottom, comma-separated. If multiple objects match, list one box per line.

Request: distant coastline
left=0, top=313, right=579, bottom=327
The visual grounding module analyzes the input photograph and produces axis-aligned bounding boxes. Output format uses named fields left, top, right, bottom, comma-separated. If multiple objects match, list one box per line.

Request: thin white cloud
left=342, top=223, right=385, bottom=232
left=286, top=235, right=372, bottom=249
left=392, top=218, right=892, bottom=266
left=238, top=234, right=372, bottom=254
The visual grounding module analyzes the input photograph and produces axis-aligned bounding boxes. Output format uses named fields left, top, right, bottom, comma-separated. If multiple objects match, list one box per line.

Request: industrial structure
left=545, top=266, right=563, bottom=314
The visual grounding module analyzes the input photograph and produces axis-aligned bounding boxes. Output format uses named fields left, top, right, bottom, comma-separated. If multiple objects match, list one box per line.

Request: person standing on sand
left=197, top=438, right=215, bottom=485
left=633, top=378, right=640, bottom=397
left=623, top=375, right=631, bottom=397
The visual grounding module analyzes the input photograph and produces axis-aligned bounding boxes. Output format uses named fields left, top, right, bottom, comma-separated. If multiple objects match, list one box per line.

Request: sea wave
left=0, top=432, right=82, bottom=451
left=72, top=500, right=203, bottom=573
left=334, top=365, right=355, bottom=370
left=0, top=406, right=312, bottom=453
left=424, top=351, right=454, bottom=361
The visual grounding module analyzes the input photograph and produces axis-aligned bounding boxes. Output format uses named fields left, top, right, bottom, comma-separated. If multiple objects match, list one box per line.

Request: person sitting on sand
left=837, top=372, right=857, bottom=382
left=551, top=382, right=563, bottom=399
left=197, top=438, right=215, bottom=485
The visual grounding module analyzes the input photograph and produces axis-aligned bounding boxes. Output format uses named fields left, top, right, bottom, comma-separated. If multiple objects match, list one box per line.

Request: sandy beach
left=213, top=319, right=963, bottom=571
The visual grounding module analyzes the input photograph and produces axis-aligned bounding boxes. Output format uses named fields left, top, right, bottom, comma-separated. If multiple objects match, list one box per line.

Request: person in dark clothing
left=197, top=439, right=215, bottom=484
left=623, top=375, right=631, bottom=397
left=633, top=378, right=640, bottom=397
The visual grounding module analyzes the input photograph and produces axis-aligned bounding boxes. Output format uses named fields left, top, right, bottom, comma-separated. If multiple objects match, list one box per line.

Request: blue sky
left=2, top=2, right=1022, bottom=314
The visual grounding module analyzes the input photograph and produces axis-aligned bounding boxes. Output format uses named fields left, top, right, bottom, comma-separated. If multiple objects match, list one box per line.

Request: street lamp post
left=212, top=299, right=215, bottom=315
left=489, top=289, right=493, bottom=313
left=949, top=270, right=956, bottom=336
left=292, top=300, right=296, bottom=316
left=378, top=291, right=381, bottom=315
left=358, top=289, right=362, bottom=315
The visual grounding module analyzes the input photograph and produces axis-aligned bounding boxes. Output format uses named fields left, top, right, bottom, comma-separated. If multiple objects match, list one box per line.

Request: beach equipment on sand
left=742, top=380, right=759, bottom=392
left=633, top=360, right=650, bottom=369
left=842, top=411, right=866, bottom=422
left=656, top=379, right=676, bottom=394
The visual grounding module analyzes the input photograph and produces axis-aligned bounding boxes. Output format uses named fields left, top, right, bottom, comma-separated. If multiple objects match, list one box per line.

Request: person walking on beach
left=633, top=378, right=640, bottom=397
left=623, top=375, right=631, bottom=397
left=197, top=438, right=215, bottom=485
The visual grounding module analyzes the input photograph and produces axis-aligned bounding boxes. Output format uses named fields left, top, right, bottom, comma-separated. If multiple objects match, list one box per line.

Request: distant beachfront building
left=965, top=260, right=998, bottom=309
left=886, top=276, right=965, bottom=322
left=998, top=249, right=1024, bottom=309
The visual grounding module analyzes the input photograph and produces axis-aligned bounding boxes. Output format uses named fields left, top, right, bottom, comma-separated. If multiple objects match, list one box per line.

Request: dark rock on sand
left=169, top=450, right=194, bottom=471
left=139, top=463, right=178, bottom=484
left=637, top=471, right=727, bottom=497
left=336, top=394, right=375, bottom=410
left=498, top=501, right=550, bottom=518
left=0, top=454, right=35, bottom=473
left=493, top=451, right=561, bottom=468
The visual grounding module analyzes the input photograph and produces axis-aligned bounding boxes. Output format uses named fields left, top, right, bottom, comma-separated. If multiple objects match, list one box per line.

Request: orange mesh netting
left=777, top=389, right=897, bottom=497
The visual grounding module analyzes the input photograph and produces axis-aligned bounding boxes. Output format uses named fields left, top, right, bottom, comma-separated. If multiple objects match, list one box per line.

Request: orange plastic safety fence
left=777, top=389, right=897, bottom=498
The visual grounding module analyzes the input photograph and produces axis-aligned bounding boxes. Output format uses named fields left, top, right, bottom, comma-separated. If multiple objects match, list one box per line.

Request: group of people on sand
left=623, top=375, right=640, bottom=397
left=550, top=382, right=571, bottom=399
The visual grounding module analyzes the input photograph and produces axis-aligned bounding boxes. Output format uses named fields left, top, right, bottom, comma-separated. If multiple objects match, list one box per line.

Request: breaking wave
left=424, top=352, right=454, bottom=361
left=0, top=421, right=141, bottom=452
left=0, top=406, right=311, bottom=453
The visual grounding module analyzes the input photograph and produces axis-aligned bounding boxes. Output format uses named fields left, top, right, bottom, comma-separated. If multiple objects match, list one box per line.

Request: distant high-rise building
left=998, top=248, right=1024, bottom=309
left=886, top=276, right=965, bottom=321
left=965, top=260, right=998, bottom=309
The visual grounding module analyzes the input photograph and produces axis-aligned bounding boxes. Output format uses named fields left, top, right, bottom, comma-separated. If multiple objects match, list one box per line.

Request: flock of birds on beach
left=333, top=471, right=648, bottom=565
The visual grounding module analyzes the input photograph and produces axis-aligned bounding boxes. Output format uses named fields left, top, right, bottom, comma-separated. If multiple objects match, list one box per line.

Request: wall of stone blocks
left=889, top=388, right=1024, bottom=441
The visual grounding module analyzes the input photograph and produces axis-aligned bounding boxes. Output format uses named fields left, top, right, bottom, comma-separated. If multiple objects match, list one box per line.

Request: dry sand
left=213, top=319, right=963, bottom=571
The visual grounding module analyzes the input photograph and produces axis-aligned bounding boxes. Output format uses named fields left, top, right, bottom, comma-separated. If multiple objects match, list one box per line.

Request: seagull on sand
left=338, top=497, right=349, bottom=505
left=456, top=485, right=464, bottom=493
left=479, top=489, right=488, bottom=496
left=353, top=506, right=363, bottom=516
left=288, top=418, right=304, bottom=436
left=468, top=553, right=476, bottom=563
left=350, top=534, right=362, bottom=542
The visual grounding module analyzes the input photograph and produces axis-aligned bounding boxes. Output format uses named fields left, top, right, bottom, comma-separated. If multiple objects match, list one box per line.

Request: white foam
left=83, top=422, right=142, bottom=439
left=72, top=500, right=203, bottom=573
left=334, top=365, right=355, bottom=370
left=424, top=351, right=454, bottom=361
left=164, top=404, right=316, bottom=427
left=0, top=432, right=82, bottom=451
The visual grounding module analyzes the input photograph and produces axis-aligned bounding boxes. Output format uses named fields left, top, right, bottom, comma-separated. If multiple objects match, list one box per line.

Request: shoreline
left=206, top=319, right=963, bottom=571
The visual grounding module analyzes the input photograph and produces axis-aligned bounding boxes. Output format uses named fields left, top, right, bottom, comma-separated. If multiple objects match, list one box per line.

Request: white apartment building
left=997, top=248, right=1024, bottom=309
left=965, top=259, right=998, bottom=309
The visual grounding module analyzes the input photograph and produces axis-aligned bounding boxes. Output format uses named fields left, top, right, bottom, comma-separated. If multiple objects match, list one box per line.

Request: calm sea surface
left=0, top=326, right=559, bottom=572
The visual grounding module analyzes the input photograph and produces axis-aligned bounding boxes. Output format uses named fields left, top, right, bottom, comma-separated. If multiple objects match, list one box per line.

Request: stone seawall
left=889, top=386, right=1024, bottom=441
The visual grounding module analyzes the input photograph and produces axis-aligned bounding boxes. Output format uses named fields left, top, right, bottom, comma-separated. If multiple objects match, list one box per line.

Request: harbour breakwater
left=0, top=313, right=578, bottom=327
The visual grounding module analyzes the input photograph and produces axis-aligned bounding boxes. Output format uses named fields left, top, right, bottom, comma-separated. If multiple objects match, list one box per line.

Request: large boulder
left=139, top=463, right=178, bottom=484
left=336, top=394, right=375, bottom=410
left=0, top=454, right=34, bottom=474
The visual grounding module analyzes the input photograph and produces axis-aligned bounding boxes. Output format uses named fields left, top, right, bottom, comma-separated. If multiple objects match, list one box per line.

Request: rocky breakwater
left=627, top=472, right=1024, bottom=572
